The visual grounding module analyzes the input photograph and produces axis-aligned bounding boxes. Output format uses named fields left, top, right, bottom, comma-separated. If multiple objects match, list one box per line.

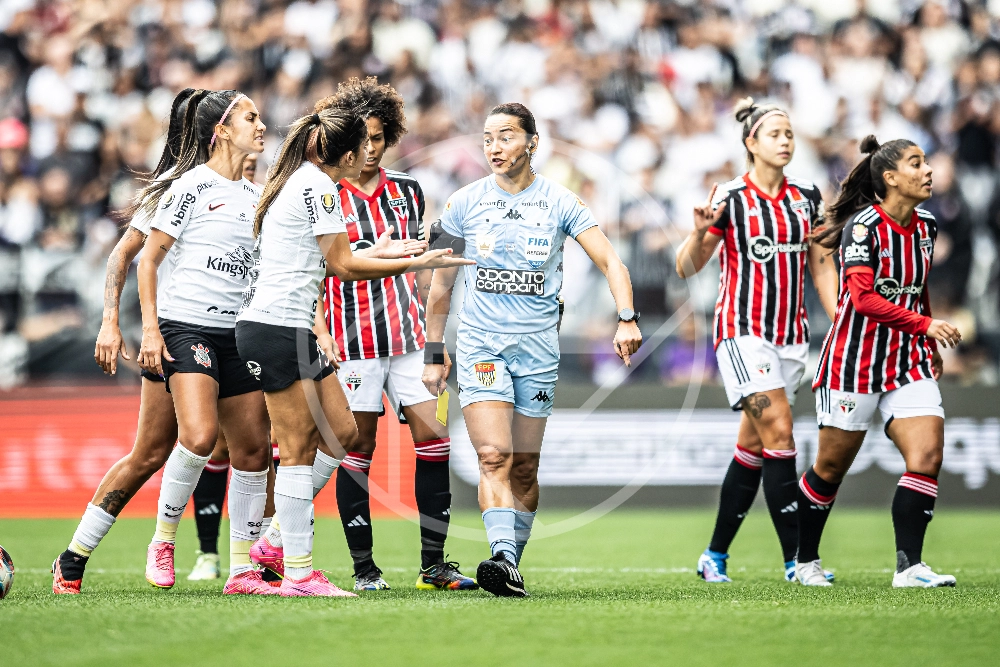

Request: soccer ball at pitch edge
left=0, top=545, right=13, bottom=599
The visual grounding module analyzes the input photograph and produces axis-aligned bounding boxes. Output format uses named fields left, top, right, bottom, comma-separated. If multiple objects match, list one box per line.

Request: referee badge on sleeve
left=475, top=362, right=497, bottom=387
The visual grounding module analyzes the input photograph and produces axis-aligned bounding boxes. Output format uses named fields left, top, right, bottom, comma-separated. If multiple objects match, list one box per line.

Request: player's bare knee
left=814, top=459, right=848, bottom=484
left=510, top=457, right=539, bottom=489
left=477, top=445, right=511, bottom=475
left=912, top=447, right=943, bottom=476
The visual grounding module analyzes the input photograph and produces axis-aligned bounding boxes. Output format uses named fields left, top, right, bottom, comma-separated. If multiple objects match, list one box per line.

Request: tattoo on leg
left=744, top=393, right=771, bottom=419
left=98, top=489, right=132, bottom=516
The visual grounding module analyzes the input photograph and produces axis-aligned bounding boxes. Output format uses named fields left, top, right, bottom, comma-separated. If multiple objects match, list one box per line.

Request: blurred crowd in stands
left=2, top=0, right=1000, bottom=387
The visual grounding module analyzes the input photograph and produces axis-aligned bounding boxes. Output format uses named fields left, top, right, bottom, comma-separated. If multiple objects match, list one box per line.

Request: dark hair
left=814, top=134, right=918, bottom=248
left=734, top=96, right=787, bottom=167
left=315, top=76, right=407, bottom=147
left=487, top=102, right=537, bottom=136
left=133, top=89, right=245, bottom=218
left=254, top=107, right=368, bottom=236
left=123, top=88, right=197, bottom=220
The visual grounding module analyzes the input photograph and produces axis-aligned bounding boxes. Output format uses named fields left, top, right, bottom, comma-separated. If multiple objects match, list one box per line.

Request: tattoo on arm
left=743, top=393, right=771, bottom=419
left=97, top=489, right=133, bottom=516
left=159, top=245, right=169, bottom=252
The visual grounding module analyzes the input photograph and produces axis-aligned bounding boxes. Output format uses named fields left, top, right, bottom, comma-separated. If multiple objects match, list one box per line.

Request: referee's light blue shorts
left=455, top=322, right=560, bottom=418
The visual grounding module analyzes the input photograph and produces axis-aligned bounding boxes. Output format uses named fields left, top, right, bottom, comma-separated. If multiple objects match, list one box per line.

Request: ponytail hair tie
left=312, top=113, right=321, bottom=124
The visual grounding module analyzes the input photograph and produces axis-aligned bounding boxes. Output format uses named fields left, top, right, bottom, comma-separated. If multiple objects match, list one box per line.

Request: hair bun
left=734, top=97, right=757, bottom=123
left=859, top=134, right=880, bottom=155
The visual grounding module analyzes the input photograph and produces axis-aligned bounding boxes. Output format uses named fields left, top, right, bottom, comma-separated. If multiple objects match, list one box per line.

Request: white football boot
left=795, top=559, right=833, bottom=587
left=892, top=562, right=956, bottom=588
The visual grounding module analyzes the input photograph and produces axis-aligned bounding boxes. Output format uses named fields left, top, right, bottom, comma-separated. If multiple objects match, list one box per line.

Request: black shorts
left=235, top=320, right=335, bottom=393
left=159, top=318, right=260, bottom=399
left=140, top=369, right=164, bottom=382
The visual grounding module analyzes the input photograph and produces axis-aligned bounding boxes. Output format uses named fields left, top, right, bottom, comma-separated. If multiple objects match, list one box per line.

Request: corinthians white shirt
left=238, top=162, right=347, bottom=329
left=150, top=163, right=260, bottom=328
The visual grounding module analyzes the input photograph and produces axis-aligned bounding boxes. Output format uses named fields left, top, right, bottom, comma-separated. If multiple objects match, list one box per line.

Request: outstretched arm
left=576, top=226, right=643, bottom=366
left=320, top=232, right=471, bottom=281
left=96, top=227, right=147, bottom=375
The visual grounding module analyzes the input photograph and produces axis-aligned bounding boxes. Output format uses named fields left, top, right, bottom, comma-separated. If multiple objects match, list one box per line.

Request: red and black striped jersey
left=708, top=174, right=821, bottom=348
left=813, top=204, right=937, bottom=394
left=324, top=168, right=426, bottom=360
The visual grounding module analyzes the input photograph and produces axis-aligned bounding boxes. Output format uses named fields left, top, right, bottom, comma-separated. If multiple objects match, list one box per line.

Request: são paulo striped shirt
left=708, top=174, right=822, bottom=348
left=324, top=168, right=426, bottom=360
left=813, top=204, right=937, bottom=394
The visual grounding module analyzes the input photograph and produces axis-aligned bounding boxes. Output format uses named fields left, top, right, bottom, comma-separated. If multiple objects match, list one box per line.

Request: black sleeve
left=841, top=213, right=879, bottom=273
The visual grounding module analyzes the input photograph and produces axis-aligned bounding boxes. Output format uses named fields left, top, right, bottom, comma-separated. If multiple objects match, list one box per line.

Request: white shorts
left=716, top=336, right=808, bottom=410
left=815, top=379, right=944, bottom=432
left=337, top=350, right=436, bottom=415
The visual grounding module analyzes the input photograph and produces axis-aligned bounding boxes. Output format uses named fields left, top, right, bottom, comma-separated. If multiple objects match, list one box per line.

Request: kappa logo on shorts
left=838, top=396, right=856, bottom=414
left=475, top=362, right=497, bottom=387
left=246, top=361, right=261, bottom=378
left=755, top=361, right=771, bottom=376
left=532, top=390, right=551, bottom=402
left=191, top=344, right=212, bottom=368
left=345, top=371, right=362, bottom=391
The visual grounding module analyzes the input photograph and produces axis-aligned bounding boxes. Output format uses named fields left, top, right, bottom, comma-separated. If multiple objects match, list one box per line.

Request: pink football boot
left=279, top=570, right=357, bottom=598
left=249, top=536, right=284, bottom=578
left=223, top=570, right=279, bottom=595
left=145, top=541, right=175, bottom=589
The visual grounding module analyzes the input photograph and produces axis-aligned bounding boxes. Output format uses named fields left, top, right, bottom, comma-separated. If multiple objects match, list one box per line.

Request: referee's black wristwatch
left=424, top=341, right=447, bottom=364
left=618, top=308, right=640, bottom=324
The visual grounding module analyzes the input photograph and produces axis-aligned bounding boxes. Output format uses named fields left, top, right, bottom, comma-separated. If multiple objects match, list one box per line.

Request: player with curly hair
left=313, top=78, right=477, bottom=592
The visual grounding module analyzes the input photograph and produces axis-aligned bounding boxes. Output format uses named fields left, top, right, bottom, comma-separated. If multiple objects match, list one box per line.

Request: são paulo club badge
left=345, top=371, right=362, bottom=392
left=475, top=362, right=497, bottom=387
left=838, top=396, right=856, bottom=414
left=191, top=344, right=212, bottom=368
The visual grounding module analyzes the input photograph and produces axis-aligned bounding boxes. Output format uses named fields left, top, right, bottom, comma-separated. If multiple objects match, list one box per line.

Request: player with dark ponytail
left=235, top=106, right=471, bottom=597
left=675, top=98, right=839, bottom=584
left=797, top=136, right=961, bottom=587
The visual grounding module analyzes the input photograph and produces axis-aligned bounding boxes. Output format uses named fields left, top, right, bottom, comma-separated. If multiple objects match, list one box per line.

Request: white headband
left=748, top=109, right=788, bottom=138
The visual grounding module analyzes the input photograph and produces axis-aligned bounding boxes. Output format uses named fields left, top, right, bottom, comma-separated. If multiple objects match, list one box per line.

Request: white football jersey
left=238, top=162, right=346, bottom=329
left=150, top=163, right=260, bottom=328
left=130, top=170, right=175, bottom=306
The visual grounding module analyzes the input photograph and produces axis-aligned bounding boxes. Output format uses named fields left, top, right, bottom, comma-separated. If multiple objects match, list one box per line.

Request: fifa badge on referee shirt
left=475, top=362, right=497, bottom=387
left=525, top=234, right=552, bottom=268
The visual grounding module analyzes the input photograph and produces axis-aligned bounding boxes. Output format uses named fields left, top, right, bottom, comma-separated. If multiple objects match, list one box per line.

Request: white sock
left=264, top=517, right=282, bottom=547
left=153, top=443, right=209, bottom=543
left=275, top=465, right=314, bottom=580
left=228, top=468, right=267, bottom=576
left=68, top=504, right=115, bottom=557
left=261, top=516, right=272, bottom=533
left=312, top=450, right=340, bottom=498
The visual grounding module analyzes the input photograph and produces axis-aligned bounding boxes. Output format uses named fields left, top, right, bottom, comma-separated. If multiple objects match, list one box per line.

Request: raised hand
left=372, top=225, right=428, bottom=259
left=410, top=248, right=475, bottom=271
left=693, top=183, right=727, bottom=233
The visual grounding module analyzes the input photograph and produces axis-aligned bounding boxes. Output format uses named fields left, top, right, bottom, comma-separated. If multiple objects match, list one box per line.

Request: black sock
left=192, top=463, right=228, bottom=554
left=707, top=447, right=762, bottom=554
left=892, top=472, right=938, bottom=571
left=796, top=466, right=840, bottom=563
left=414, top=454, right=451, bottom=569
left=761, top=451, right=799, bottom=562
left=337, top=463, right=374, bottom=575
left=58, top=550, right=88, bottom=581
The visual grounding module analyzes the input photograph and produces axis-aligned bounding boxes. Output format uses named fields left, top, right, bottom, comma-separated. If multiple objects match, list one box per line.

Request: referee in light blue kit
left=421, top=103, right=642, bottom=597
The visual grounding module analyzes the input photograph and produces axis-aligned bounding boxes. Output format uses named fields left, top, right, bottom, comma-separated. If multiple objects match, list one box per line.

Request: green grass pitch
left=1, top=509, right=998, bottom=666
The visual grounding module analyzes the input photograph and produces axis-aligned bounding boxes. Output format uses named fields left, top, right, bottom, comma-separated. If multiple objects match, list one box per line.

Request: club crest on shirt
left=191, top=344, right=212, bottom=368
left=838, top=396, right=856, bottom=414
left=755, top=361, right=771, bottom=376
left=321, top=193, right=337, bottom=214
left=246, top=361, right=261, bottom=378
left=852, top=223, right=868, bottom=242
left=475, top=362, right=496, bottom=387
left=345, top=371, right=362, bottom=392
left=476, top=232, right=496, bottom=259
left=524, top=234, right=552, bottom=268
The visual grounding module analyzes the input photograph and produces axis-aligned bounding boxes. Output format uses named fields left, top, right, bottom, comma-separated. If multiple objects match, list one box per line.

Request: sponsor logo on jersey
left=844, top=243, right=870, bottom=262
left=475, top=362, right=496, bottom=387
left=475, top=267, right=544, bottom=296
left=303, top=187, right=318, bottom=224
left=521, top=200, right=550, bottom=210
left=244, top=183, right=257, bottom=195
left=524, top=234, right=552, bottom=268
left=197, top=180, right=217, bottom=194
left=208, top=203, right=225, bottom=211
left=171, top=193, right=197, bottom=226
left=161, top=193, right=174, bottom=209
left=480, top=199, right=507, bottom=208
left=748, top=236, right=808, bottom=263
left=838, top=396, right=856, bottom=414
left=503, top=208, right=524, bottom=220
left=191, top=344, right=212, bottom=368
left=875, top=278, right=923, bottom=298
left=246, top=361, right=261, bottom=378
left=345, top=371, right=362, bottom=392
left=755, top=361, right=771, bottom=376
left=852, top=223, right=868, bottom=242
left=476, top=232, right=496, bottom=258
left=207, top=245, right=253, bottom=279
left=226, top=245, right=253, bottom=265
left=321, top=193, right=337, bottom=214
